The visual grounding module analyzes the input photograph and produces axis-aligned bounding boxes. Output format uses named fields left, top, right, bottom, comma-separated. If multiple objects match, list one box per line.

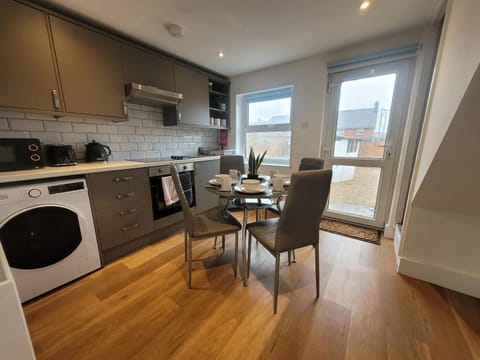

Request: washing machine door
left=0, top=206, right=82, bottom=269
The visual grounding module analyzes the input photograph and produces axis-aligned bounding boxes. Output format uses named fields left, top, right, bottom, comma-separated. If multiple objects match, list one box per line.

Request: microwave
left=0, top=138, right=46, bottom=171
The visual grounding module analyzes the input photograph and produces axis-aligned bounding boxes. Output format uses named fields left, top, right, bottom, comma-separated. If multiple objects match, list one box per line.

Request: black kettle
left=85, top=140, right=111, bottom=162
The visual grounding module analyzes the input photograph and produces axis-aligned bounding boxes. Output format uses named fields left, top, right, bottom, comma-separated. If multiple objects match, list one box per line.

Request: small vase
left=247, top=174, right=259, bottom=179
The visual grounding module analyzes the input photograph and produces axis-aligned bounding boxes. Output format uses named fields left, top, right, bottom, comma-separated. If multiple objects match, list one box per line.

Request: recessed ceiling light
left=360, top=1, right=370, bottom=10
left=217, top=51, right=225, bottom=59
left=166, top=23, right=184, bottom=38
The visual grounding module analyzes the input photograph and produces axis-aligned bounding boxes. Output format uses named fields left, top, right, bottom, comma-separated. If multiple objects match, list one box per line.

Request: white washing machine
left=0, top=178, right=101, bottom=302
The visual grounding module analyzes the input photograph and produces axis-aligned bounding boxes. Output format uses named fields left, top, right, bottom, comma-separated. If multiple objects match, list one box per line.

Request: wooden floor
left=23, top=216, right=480, bottom=359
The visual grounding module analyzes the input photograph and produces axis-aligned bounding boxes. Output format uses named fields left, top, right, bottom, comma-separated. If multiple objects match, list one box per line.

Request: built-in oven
left=148, top=162, right=195, bottom=229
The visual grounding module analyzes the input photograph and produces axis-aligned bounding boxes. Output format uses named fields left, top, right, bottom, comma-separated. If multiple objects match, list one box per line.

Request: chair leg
left=292, top=249, right=296, bottom=263
left=213, top=236, right=217, bottom=249
left=288, top=250, right=291, bottom=265
left=315, top=243, right=320, bottom=298
left=221, top=235, right=226, bottom=253
left=247, top=232, right=252, bottom=279
left=274, top=253, right=280, bottom=314
left=184, top=231, right=188, bottom=262
left=233, top=232, right=238, bottom=278
left=188, top=234, right=193, bottom=289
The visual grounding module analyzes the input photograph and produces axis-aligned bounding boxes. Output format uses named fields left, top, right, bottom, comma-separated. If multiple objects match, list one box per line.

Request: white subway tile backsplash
left=109, top=134, right=128, bottom=142
left=111, top=151, right=130, bottom=160
left=97, top=124, right=117, bottom=134
left=104, top=143, right=120, bottom=151
left=128, top=135, right=145, bottom=143
left=0, top=130, right=29, bottom=138
left=8, top=118, right=44, bottom=131
left=151, top=128, right=165, bottom=136
left=30, top=131, right=62, bottom=144
left=132, top=109, right=149, bottom=119
left=135, top=127, right=152, bottom=135
left=148, top=112, right=163, bottom=121
left=118, top=126, right=136, bottom=135
left=129, top=151, right=147, bottom=159
left=142, top=119, right=155, bottom=128
left=61, top=133, right=88, bottom=144
left=72, top=123, right=97, bottom=133
left=144, top=135, right=160, bottom=143
left=152, top=142, right=166, bottom=150
left=25, top=113, right=56, bottom=121
left=87, top=133, right=109, bottom=143
left=137, top=143, right=152, bottom=151
left=120, top=143, right=137, bottom=151
left=0, top=110, right=24, bottom=119
left=59, top=115, right=85, bottom=123
left=0, top=118, right=8, bottom=130
left=146, top=150, right=161, bottom=158
left=84, top=117, right=107, bottom=124
left=43, top=120, right=72, bottom=132
left=1, top=103, right=219, bottom=161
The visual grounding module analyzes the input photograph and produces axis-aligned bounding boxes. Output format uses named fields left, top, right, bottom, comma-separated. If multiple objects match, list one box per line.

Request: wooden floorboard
left=23, top=215, right=480, bottom=360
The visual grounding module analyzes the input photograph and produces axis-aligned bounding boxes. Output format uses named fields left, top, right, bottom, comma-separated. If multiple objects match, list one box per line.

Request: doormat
left=320, top=219, right=380, bottom=245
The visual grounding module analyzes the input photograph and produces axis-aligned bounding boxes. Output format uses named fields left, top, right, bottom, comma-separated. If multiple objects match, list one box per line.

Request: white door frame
left=322, top=58, right=415, bottom=228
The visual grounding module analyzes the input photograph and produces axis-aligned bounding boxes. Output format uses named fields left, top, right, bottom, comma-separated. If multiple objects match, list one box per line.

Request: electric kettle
left=85, top=140, right=111, bottom=162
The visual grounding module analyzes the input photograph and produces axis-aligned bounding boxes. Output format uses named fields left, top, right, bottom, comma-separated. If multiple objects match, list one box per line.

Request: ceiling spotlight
left=360, top=1, right=370, bottom=10
left=166, top=23, right=184, bottom=38
left=217, top=51, right=225, bottom=59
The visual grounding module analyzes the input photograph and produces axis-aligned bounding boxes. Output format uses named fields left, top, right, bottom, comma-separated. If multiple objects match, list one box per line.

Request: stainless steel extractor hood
left=125, top=83, right=183, bottom=106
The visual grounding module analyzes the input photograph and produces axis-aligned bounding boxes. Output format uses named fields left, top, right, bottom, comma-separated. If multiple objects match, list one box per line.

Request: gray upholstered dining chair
left=266, top=156, right=325, bottom=217
left=170, top=164, right=242, bottom=288
left=246, top=169, right=332, bottom=314
left=298, top=157, right=325, bottom=171
left=220, top=155, right=245, bottom=175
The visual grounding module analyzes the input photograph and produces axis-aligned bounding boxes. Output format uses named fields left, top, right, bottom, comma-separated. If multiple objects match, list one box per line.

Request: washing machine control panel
left=28, top=189, right=42, bottom=198
left=48, top=181, right=85, bottom=195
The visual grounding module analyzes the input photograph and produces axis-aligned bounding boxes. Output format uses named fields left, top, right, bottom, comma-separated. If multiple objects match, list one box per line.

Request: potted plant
left=247, top=147, right=267, bottom=179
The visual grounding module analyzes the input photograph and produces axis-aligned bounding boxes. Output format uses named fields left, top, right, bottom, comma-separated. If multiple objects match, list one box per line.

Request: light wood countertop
left=0, top=156, right=220, bottom=184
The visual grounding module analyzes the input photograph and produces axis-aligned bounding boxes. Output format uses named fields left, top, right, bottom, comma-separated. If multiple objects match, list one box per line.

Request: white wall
left=411, top=0, right=480, bottom=196
left=399, top=0, right=480, bottom=298
left=230, top=28, right=425, bottom=175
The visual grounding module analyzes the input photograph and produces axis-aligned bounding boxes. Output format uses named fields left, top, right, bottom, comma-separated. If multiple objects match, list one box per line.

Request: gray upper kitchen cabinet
left=49, top=16, right=127, bottom=119
left=170, top=64, right=210, bottom=127
left=0, top=0, right=62, bottom=112
left=194, top=159, right=220, bottom=213
left=122, top=44, right=175, bottom=91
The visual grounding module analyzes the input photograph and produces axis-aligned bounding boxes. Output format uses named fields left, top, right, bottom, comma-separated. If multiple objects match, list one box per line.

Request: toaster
left=45, top=144, right=78, bottom=166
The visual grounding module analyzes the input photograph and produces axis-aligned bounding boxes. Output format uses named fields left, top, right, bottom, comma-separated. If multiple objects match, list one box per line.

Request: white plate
left=209, top=179, right=220, bottom=186
left=234, top=184, right=266, bottom=194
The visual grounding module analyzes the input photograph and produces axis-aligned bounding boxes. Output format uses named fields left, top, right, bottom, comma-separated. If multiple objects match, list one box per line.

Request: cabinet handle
left=123, top=101, right=128, bottom=116
left=178, top=111, right=182, bottom=122
left=121, top=223, right=139, bottom=232
left=51, top=89, right=61, bottom=110
left=116, top=192, right=135, bottom=199
left=114, top=176, right=133, bottom=182
left=118, top=208, right=136, bottom=216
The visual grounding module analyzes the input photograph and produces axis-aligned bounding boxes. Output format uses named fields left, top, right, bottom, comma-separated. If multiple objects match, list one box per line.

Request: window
left=242, top=86, right=293, bottom=166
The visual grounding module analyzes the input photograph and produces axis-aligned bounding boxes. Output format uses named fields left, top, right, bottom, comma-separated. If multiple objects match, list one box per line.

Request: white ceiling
left=43, top=0, right=442, bottom=77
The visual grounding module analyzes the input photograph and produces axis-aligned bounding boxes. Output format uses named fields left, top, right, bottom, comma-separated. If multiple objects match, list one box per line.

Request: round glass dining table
left=205, top=181, right=286, bottom=286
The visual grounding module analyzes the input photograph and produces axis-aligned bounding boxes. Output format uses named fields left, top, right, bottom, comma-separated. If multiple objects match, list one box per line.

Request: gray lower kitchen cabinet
left=122, top=44, right=175, bottom=92
left=50, top=15, right=127, bottom=119
left=194, top=159, right=220, bottom=213
left=86, top=168, right=154, bottom=258
left=165, top=64, right=209, bottom=127
left=0, top=0, right=62, bottom=112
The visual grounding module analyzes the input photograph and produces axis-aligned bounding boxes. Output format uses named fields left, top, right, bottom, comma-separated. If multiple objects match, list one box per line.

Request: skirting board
left=397, top=256, right=480, bottom=299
